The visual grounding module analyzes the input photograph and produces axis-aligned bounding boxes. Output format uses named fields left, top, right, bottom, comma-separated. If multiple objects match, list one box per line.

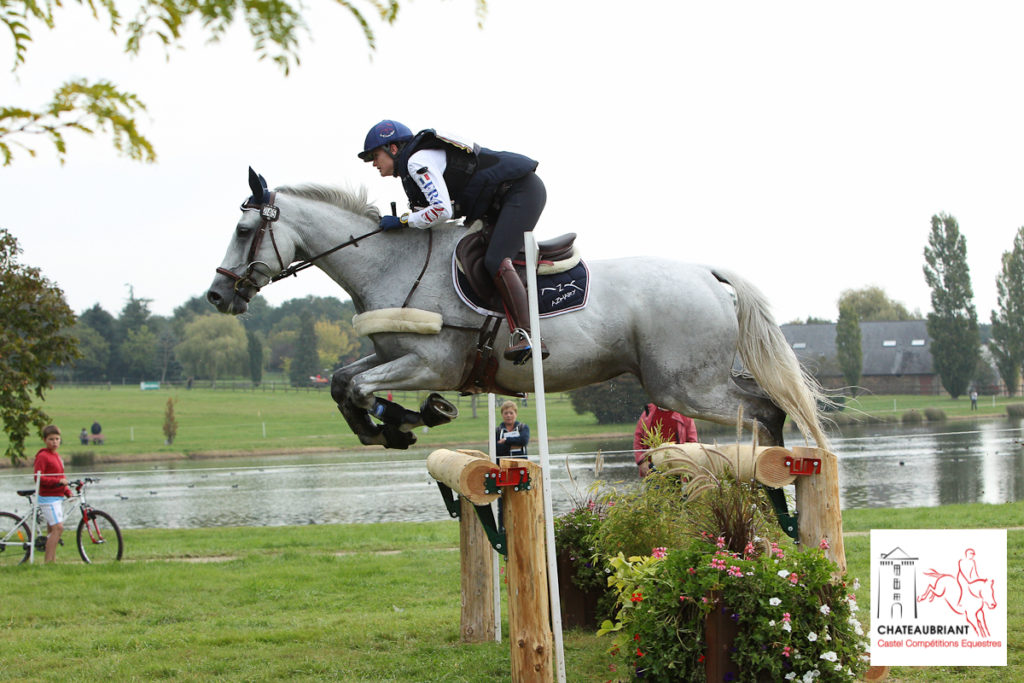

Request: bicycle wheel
left=0, top=511, right=32, bottom=565
left=77, top=509, right=123, bottom=563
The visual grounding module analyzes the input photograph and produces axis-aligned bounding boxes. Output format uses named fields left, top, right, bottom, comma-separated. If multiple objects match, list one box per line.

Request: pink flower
left=782, top=612, right=791, bottom=623
left=687, top=567, right=697, bottom=575
left=789, top=573, right=799, bottom=585
left=728, top=565, right=744, bottom=578
left=716, top=536, right=726, bottom=549
left=819, top=537, right=831, bottom=550
left=782, top=645, right=792, bottom=658
left=744, top=541, right=755, bottom=557
left=652, top=547, right=667, bottom=559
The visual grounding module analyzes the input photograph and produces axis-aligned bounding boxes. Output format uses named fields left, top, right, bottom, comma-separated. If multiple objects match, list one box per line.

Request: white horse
left=207, top=169, right=830, bottom=453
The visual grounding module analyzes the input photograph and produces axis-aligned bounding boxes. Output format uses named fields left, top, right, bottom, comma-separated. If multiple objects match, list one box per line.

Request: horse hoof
left=419, top=392, right=458, bottom=427
left=382, top=424, right=417, bottom=450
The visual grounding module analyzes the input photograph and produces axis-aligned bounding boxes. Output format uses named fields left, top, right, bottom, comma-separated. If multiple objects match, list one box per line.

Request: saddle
left=454, top=223, right=578, bottom=311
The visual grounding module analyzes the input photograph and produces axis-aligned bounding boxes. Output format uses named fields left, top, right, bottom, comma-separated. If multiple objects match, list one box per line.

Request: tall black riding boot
left=493, top=257, right=550, bottom=363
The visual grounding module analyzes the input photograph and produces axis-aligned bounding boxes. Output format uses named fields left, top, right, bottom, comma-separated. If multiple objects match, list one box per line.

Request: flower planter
left=557, top=550, right=603, bottom=629
left=704, top=590, right=740, bottom=682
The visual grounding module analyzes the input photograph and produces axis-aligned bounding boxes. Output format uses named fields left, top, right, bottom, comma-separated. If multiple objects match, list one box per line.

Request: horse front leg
left=331, top=355, right=390, bottom=447
left=343, top=353, right=459, bottom=450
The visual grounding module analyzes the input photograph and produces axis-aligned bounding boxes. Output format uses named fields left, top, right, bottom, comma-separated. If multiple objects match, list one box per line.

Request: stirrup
left=504, top=328, right=548, bottom=365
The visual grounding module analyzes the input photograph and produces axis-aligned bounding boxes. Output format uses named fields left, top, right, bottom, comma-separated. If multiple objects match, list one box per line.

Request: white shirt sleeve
left=404, top=148, right=453, bottom=228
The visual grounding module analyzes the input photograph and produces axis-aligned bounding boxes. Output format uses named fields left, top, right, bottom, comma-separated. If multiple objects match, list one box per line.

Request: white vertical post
left=487, top=393, right=502, bottom=643
left=524, top=232, right=566, bottom=683
left=30, top=472, right=40, bottom=564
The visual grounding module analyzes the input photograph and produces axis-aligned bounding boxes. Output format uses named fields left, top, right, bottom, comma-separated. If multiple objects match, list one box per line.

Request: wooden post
left=793, top=447, right=846, bottom=573
left=502, top=458, right=553, bottom=682
left=459, top=494, right=496, bottom=643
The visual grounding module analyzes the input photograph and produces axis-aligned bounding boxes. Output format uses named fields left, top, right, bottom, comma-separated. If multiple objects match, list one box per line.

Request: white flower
left=778, top=569, right=791, bottom=578
left=835, top=663, right=844, bottom=671
left=785, top=673, right=796, bottom=680
left=783, top=622, right=792, bottom=632
left=808, top=631, right=818, bottom=642
left=820, top=651, right=838, bottom=662
left=853, top=578, right=861, bottom=590
left=770, top=597, right=782, bottom=606
left=802, top=670, right=820, bottom=682
left=824, top=633, right=832, bottom=641
left=819, top=604, right=831, bottom=615
left=769, top=620, right=776, bottom=627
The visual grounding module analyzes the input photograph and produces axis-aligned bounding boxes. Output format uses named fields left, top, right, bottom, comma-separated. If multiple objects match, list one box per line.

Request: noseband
left=215, top=192, right=386, bottom=302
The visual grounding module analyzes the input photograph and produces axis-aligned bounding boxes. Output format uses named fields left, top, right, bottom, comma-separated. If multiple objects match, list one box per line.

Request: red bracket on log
left=785, top=456, right=821, bottom=476
left=484, top=467, right=531, bottom=493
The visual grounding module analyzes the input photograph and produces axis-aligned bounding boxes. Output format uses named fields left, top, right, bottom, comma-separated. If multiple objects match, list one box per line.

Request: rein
left=217, top=193, right=430, bottom=306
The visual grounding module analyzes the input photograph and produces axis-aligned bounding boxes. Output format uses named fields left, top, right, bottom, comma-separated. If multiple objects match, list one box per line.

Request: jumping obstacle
left=427, top=449, right=554, bottom=680
left=647, top=442, right=847, bottom=571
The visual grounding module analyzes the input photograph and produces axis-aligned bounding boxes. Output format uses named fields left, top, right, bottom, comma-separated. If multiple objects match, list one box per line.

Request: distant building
left=781, top=320, right=940, bottom=394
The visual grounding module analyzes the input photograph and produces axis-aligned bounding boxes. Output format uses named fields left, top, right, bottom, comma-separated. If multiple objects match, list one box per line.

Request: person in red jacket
left=33, top=425, right=71, bottom=563
left=633, top=404, right=698, bottom=477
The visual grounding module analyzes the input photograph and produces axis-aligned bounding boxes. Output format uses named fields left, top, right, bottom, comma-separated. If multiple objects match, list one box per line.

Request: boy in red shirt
left=33, top=425, right=70, bottom=563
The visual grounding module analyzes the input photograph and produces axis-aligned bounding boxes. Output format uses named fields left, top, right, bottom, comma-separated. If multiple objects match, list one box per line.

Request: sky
left=3, top=1, right=1024, bottom=326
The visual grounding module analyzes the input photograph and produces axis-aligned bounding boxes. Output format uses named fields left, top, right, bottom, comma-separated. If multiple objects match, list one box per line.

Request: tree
left=121, top=324, right=159, bottom=380
left=174, top=314, right=248, bottom=386
left=836, top=286, right=917, bottom=321
left=989, top=227, right=1024, bottom=395
left=314, top=319, right=358, bottom=370
left=570, top=375, right=648, bottom=424
left=0, top=228, right=80, bottom=462
left=246, top=329, right=263, bottom=387
left=1, top=1, right=486, bottom=165
left=70, top=321, right=110, bottom=381
left=163, top=397, right=178, bottom=445
left=835, top=301, right=862, bottom=394
left=923, top=213, right=980, bottom=398
left=289, top=311, right=320, bottom=386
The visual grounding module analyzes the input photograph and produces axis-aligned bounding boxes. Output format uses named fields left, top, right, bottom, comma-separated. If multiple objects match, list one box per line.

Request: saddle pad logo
left=869, top=528, right=1006, bottom=666
left=453, top=260, right=589, bottom=318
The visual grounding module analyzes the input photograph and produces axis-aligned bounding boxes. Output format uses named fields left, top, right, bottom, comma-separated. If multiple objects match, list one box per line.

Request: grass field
left=0, top=504, right=1019, bottom=681
left=3, top=385, right=1021, bottom=465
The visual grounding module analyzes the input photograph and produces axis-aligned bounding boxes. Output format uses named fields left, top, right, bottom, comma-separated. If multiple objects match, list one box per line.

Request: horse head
left=980, top=578, right=997, bottom=610
left=207, top=167, right=299, bottom=314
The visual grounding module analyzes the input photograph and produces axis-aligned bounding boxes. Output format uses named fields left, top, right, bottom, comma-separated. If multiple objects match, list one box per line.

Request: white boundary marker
left=524, top=232, right=566, bottom=683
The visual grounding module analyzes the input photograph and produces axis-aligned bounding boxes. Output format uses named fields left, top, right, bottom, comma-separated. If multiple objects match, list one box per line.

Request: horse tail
left=712, top=268, right=831, bottom=450
left=922, top=568, right=944, bottom=579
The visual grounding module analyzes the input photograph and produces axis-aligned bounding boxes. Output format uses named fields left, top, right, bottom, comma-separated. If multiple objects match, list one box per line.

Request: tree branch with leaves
left=2, top=0, right=486, bottom=165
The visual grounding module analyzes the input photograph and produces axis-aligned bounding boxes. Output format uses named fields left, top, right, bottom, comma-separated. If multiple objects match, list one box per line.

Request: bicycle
left=0, top=477, right=124, bottom=565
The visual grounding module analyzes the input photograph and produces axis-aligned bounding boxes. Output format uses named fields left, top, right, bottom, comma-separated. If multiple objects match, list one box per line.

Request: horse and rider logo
left=918, top=549, right=998, bottom=637
left=870, top=529, right=1006, bottom=667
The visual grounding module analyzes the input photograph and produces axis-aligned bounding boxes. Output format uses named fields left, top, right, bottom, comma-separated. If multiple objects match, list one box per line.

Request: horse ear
left=248, top=167, right=262, bottom=201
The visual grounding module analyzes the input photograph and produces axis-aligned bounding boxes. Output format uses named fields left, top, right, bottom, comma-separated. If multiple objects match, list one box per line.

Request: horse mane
left=275, top=184, right=381, bottom=221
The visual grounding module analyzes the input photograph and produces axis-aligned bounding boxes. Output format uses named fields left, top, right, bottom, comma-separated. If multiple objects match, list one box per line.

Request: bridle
left=216, top=192, right=386, bottom=303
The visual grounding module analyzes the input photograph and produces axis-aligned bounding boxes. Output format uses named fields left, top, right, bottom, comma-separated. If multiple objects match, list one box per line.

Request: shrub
left=600, top=541, right=869, bottom=682
left=1007, top=403, right=1024, bottom=418
left=553, top=497, right=617, bottom=624
left=901, top=409, right=923, bottom=424
left=590, top=472, right=690, bottom=560
left=923, top=408, right=947, bottom=422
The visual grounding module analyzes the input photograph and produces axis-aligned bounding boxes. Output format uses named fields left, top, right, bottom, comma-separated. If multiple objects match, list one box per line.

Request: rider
left=358, top=119, right=549, bottom=362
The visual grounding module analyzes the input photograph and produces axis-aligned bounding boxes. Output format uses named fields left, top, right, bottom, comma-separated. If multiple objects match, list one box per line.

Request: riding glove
left=379, top=215, right=407, bottom=231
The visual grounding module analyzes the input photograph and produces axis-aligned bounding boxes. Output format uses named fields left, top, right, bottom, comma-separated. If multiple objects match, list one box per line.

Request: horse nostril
left=207, top=290, right=221, bottom=305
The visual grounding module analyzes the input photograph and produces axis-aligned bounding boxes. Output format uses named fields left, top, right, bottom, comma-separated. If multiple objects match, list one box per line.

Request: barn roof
left=781, top=320, right=933, bottom=376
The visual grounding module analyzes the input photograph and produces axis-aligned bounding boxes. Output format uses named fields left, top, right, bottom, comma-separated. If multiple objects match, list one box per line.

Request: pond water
left=1, top=419, right=1021, bottom=529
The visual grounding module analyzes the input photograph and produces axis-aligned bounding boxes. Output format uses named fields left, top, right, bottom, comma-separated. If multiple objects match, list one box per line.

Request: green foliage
left=246, top=328, right=263, bottom=386
left=989, top=227, right=1024, bottom=395
left=901, top=409, right=923, bottom=424
left=923, top=213, right=980, bottom=398
left=835, top=301, right=862, bottom=393
left=836, top=285, right=917, bottom=321
left=0, top=228, right=80, bottom=462
left=1, top=0, right=488, bottom=164
left=162, top=396, right=177, bottom=444
left=553, top=495, right=617, bottom=624
left=923, top=407, right=946, bottom=422
left=174, top=314, right=248, bottom=384
left=600, top=542, right=868, bottom=682
left=288, top=310, right=320, bottom=386
left=590, top=472, right=690, bottom=560
left=570, top=374, right=648, bottom=424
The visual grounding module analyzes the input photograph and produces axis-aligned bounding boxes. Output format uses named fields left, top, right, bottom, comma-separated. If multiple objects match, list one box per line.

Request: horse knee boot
left=493, top=258, right=549, bottom=363
left=371, top=397, right=421, bottom=428
left=419, top=392, right=459, bottom=428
